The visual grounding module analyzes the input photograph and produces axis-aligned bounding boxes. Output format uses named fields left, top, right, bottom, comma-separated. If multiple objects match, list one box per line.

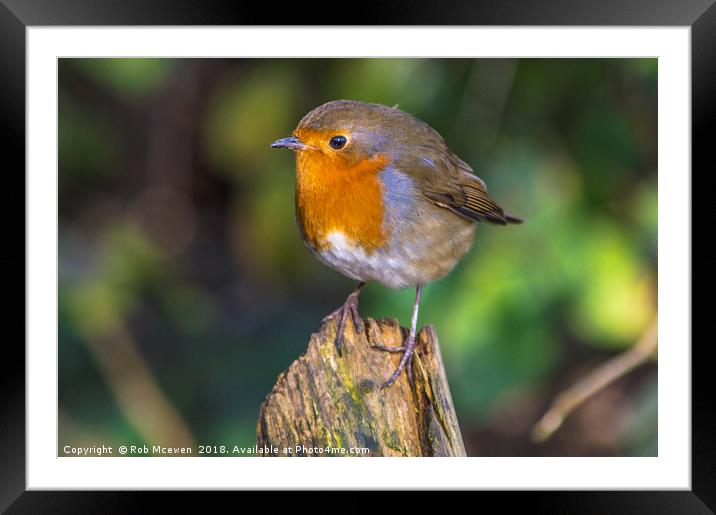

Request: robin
left=271, top=100, right=521, bottom=388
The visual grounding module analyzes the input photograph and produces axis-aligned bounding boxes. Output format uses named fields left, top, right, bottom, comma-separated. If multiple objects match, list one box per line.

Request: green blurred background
left=58, top=58, right=657, bottom=456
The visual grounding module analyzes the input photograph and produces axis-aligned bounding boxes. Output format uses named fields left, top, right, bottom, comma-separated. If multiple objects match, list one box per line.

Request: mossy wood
left=256, top=317, right=466, bottom=456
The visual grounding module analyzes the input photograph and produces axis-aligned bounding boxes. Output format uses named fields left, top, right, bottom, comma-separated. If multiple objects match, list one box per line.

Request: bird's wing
left=401, top=143, right=522, bottom=225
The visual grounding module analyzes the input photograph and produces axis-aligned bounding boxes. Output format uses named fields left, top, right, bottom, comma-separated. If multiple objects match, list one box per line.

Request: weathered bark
left=256, top=317, right=465, bottom=456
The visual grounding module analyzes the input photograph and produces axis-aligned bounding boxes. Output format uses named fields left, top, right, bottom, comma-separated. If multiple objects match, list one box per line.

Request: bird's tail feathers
left=503, top=212, right=523, bottom=224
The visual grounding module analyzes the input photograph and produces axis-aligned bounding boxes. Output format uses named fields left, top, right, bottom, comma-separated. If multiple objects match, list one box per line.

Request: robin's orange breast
left=295, top=150, right=389, bottom=253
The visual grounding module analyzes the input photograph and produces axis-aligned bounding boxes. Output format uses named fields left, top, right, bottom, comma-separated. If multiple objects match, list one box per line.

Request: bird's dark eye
left=329, top=135, right=347, bottom=150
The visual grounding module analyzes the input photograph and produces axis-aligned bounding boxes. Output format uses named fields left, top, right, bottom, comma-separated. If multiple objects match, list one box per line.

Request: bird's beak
left=271, top=135, right=309, bottom=151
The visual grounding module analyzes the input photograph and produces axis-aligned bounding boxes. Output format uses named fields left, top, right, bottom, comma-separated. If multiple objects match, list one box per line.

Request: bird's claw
left=351, top=307, right=365, bottom=334
left=373, top=336, right=416, bottom=389
left=325, top=286, right=364, bottom=356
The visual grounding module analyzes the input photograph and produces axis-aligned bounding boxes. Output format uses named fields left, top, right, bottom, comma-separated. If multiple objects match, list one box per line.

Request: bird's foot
left=371, top=285, right=423, bottom=389
left=372, top=332, right=417, bottom=388
left=322, top=284, right=365, bottom=356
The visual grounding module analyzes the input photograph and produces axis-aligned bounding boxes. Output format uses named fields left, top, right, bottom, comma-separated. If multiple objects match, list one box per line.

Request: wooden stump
left=256, top=316, right=466, bottom=457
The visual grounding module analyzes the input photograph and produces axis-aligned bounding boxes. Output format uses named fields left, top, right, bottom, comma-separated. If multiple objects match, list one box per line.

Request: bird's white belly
left=316, top=231, right=419, bottom=289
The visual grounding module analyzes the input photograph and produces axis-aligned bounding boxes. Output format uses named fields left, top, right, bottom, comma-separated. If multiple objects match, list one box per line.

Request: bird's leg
left=373, top=285, right=422, bottom=388
left=322, top=281, right=365, bottom=356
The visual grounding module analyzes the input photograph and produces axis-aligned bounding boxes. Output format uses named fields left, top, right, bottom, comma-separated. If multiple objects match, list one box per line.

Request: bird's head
left=271, top=100, right=421, bottom=175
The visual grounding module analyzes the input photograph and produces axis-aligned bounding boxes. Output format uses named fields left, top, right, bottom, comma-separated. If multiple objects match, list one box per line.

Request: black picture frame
left=2, top=0, right=712, bottom=511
